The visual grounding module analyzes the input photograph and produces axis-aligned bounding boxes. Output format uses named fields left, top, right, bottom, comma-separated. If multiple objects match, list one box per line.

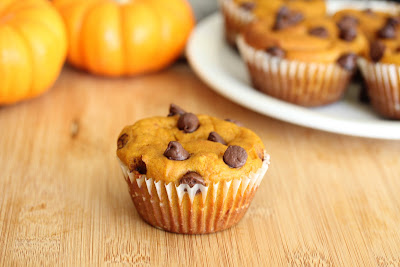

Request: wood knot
left=70, top=119, right=80, bottom=138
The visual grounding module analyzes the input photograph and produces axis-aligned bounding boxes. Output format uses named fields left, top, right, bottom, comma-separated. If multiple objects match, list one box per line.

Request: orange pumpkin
left=54, top=0, right=195, bottom=76
left=0, top=0, right=67, bottom=105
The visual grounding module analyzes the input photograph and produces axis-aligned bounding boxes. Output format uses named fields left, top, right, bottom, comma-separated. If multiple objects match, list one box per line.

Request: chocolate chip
left=223, top=145, right=248, bottom=168
left=130, top=157, right=147, bottom=174
left=239, top=2, right=255, bottom=11
left=377, top=24, right=396, bottom=39
left=309, top=26, right=329, bottom=38
left=178, top=113, right=199, bottom=133
left=339, top=27, right=357, bottom=42
left=117, top=133, right=129, bottom=149
left=363, top=8, right=374, bottom=16
left=225, top=118, right=243, bottom=126
left=277, top=6, right=290, bottom=17
left=370, top=41, right=385, bottom=62
left=387, top=17, right=400, bottom=27
left=337, top=53, right=357, bottom=71
left=337, top=15, right=359, bottom=31
left=273, top=6, right=304, bottom=30
left=290, top=12, right=305, bottom=24
left=257, top=149, right=264, bottom=161
left=164, top=141, right=190, bottom=161
left=179, top=171, right=205, bottom=187
left=208, top=132, right=227, bottom=145
left=266, top=46, right=286, bottom=58
left=168, top=104, right=186, bottom=117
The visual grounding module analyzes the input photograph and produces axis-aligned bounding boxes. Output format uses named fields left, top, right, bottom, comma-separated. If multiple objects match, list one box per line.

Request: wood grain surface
left=1, top=64, right=400, bottom=266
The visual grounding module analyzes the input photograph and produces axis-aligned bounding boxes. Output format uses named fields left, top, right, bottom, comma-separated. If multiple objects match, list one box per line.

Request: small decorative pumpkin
left=54, top=0, right=195, bottom=76
left=0, top=0, right=67, bottom=105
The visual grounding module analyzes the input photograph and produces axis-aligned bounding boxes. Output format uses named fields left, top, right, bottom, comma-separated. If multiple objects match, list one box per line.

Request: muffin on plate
left=358, top=15, right=400, bottom=119
left=116, top=104, right=270, bottom=234
left=237, top=7, right=368, bottom=106
left=220, top=0, right=326, bottom=46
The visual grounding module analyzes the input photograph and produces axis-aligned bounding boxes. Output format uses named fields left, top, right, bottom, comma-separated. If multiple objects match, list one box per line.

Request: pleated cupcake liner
left=119, top=151, right=270, bottom=234
left=219, top=0, right=255, bottom=46
left=237, top=35, right=353, bottom=107
left=358, top=58, right=400, bottom=119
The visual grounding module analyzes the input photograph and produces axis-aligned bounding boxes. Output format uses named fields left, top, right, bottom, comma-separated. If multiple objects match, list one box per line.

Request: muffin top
left=333, top=8, right=400, bottom=64
left=364, top=15, right=400, bottom=64
left=234, top=0, right=326, bottom=19
left=333, top=9, right=391, bottom=41
left=116, top=104, right=266, bottom=185
left=242, top=7, right=367, bottom=69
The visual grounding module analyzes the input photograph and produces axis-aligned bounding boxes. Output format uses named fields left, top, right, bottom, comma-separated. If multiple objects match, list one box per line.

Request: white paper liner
left=118, top=151, right=270, bottom=234
left=237, top=35, right=353, bottom=106
left=358, top=57, right=400, bottom=119
left=219, top=0, right=255, bottom=45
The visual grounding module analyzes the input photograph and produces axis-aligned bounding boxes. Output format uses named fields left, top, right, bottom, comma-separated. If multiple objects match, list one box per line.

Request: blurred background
left=188, top=0, right=400, bottom=20
left=188, top=0, right=218, bottom=20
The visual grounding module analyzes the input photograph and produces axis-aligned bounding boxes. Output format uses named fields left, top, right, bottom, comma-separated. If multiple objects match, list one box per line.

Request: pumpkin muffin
left=358, top=15, right=400, bottom=119
left=237, top=7, right=368, bottom=106
left=116, top=104, right=270, bottom=234
left=220, top=0, right=326, bottom=46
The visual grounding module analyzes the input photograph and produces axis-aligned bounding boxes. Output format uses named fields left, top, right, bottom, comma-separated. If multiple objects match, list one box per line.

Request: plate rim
left=186, top=12, right=400, bottom=140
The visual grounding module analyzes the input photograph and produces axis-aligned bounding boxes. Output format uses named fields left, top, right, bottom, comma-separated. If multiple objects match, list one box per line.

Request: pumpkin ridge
left=16, top=12, right=66, bottom=47
left=0, top=3, right=15, bottom=23
left=0, top=1, right=13, bottom=15
left=54, top=0, right=99, bottom=69
left=54, top=0, right=93, bottom=11
left=148, top=0, right=194, bottom=67
left=6, top=3, right=67, bottom=51
left=82, top=2, right=124, bottom=75
left=3, top=1, right=34, bottom=14
left=6, top=23, right=34, bottom=98
left=118, top=5, right=127, bottom=73
left=145, top=0, right=167, bottom=71
left=3, top=0, right=45, bottom=19
left=0, top=26, right=26, bottom=102
left=130, top=1, right=163, bottom=74
left=77, top=0, right=104, bottom=70
left=9, top=6, right=66, bottom=95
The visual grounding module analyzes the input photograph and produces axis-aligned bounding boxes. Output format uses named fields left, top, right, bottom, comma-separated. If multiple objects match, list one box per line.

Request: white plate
left=186, top=9, right=400, bottom=140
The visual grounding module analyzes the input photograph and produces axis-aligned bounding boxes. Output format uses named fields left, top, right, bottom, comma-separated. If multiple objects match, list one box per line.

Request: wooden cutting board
left=1, top=65, right=400, bottom=266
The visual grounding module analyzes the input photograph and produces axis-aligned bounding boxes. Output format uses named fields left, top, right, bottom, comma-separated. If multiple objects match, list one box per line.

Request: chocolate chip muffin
left=220, top=0, right=326, bottom=46
left=357, top=15, right=400, bottom=119
left=117, top=104, right=270, bottom=234
left=237, top=7, right=368, bottom=106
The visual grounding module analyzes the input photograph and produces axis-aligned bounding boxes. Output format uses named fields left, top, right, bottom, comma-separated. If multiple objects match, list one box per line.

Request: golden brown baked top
left=234, top=0, right=326, bottom=19
left=116, top=105, right=265, bottom=185
left=242, top=7, right=367, bottom=68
